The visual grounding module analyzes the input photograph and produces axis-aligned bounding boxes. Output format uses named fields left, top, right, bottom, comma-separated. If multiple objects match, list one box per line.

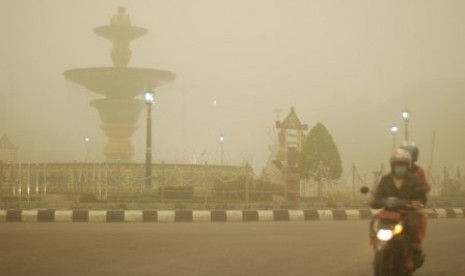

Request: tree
left=299, top=122, right=343, bottom=180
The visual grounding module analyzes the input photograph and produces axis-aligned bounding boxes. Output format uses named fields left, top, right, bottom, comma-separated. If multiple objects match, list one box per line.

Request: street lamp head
left=402, top=109, right=410, bottom=121
left=144, top=90, right=155, bottom=105
left=390, top=125, right=399, bottom=134
left=219, top=135, right=225, bottom=143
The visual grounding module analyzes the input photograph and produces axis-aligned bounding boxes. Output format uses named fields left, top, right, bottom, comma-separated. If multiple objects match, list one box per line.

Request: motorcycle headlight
left=393, top=223, right=403, bottom=235
left=377, top=229, right=393, bottom=241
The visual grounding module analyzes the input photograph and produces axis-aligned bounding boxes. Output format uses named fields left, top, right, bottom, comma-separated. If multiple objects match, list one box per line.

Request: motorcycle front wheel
left=374, top=250, right=393, bottom=276
left=374, top=249, right=412, bottom=276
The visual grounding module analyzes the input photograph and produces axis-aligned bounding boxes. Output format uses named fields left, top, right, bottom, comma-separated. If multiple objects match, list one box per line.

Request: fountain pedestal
left=100, top=124, right=138, bottom=161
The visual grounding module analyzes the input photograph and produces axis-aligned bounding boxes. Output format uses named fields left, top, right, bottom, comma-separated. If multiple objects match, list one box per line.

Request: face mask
left=393, top=166, right=408, bottom=176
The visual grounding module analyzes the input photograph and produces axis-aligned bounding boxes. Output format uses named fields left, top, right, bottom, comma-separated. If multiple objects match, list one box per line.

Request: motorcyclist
left=400, top=142, right=431, bottom=194
left=369, top=148, right=426, bottom=270
left=400, top=142, right=430, bottom=244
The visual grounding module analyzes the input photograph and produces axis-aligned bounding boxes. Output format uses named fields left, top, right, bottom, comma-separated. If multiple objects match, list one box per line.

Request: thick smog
left=0, top=1, right=464, bottom=276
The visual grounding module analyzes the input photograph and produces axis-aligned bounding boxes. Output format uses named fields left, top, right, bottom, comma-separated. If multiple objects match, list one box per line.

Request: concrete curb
left=0, top=208, right=464, bottom=222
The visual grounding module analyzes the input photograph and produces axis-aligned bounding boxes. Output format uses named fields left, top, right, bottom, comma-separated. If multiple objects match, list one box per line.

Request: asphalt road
left=1, top=220, right=464, bottom=276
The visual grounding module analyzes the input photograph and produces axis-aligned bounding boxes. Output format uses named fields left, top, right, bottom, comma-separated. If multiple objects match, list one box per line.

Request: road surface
left=1, top=219, right=464, bottom=275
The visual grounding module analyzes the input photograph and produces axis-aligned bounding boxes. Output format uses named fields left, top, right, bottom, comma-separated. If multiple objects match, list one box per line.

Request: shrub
left=159, top=186, right=194, bottom=199
left=79, top=193, right=98, bottom=203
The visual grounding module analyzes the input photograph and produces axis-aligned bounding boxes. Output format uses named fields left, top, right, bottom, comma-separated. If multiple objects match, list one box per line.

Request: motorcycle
left=361, top=187, right=425, bottom=276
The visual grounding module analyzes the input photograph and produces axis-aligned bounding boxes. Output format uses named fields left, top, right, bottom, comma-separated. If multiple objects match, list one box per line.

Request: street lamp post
left=144, top=90, right=155, bottom=191
left=219, top=135, right=225, bottom=166
left=402, top=109, right=411, bottom=141
left=390, top=125, right=399, bottom=150
left=84, top=137, right=90, bottom=162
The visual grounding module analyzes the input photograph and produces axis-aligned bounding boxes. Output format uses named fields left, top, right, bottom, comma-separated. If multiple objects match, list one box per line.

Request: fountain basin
left=64, top=67, right=176, bottom=98
left=94, top=26, right=148, bottom=41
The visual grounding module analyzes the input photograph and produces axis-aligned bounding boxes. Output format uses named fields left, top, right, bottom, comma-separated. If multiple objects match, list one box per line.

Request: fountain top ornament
left=95, top=6, right=147, bottom=42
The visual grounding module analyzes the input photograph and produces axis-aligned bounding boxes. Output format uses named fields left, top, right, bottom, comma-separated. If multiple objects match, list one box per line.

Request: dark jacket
left=370, top=173, right=426, bottom=209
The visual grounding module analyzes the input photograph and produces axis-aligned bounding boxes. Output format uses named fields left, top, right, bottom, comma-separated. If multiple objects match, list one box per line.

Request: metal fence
left=0, top=161, right=462, bottom=208
left=0, top=161, right=257, bottom=203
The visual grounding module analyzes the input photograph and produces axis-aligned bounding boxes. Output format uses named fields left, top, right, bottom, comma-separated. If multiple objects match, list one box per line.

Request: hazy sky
left=0, top=0, right=464, bottom=177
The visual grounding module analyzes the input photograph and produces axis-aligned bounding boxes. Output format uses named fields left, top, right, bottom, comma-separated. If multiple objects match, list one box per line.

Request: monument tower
left=275, top=107, right=308, bottom=199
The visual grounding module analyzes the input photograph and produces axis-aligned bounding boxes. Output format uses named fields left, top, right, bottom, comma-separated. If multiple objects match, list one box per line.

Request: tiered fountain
left=64, top=7, right=175, bottom=162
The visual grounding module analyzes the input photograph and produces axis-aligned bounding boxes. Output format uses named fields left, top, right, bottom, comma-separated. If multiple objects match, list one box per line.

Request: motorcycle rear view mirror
left=360, top=186, right=370, bottom=194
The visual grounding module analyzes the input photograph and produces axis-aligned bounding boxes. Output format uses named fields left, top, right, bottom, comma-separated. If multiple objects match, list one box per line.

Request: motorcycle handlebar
left=381, top=197, right=424, bottom=209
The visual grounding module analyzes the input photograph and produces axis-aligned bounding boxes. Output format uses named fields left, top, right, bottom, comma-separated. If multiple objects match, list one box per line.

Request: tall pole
left=145, top=103, right=152, bottom=190
left=144, top=90, right=155, bottom=192
left=352, top=164, right=356, bottom=200
left=404, top=120, right=409, bottom=141
left=428, top=129, right=436, bottom=179
left=219, top=135, right=224, bottom=166
left=84, top=137, right=90, bottom=162
left=402, top=109, right=410, bottom=141
left=390, top=125, right=399, bottom=150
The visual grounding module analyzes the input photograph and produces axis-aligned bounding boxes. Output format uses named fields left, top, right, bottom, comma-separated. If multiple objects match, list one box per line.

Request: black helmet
left=400, top=142, right=419, bottom=163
